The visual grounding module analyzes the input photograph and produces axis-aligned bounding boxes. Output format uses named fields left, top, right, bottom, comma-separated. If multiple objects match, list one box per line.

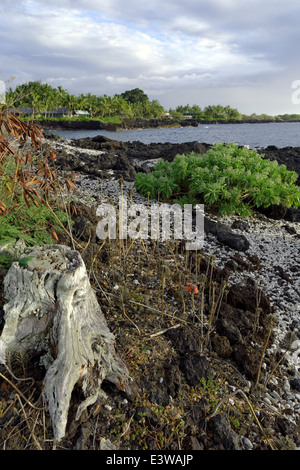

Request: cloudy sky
left=1, top=0, right=300, bottom=114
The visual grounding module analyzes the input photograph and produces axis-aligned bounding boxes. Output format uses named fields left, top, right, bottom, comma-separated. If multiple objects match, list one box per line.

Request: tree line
left=4, top=81, right=300, bottom=122
left=5, top=82, right=165, bottom=120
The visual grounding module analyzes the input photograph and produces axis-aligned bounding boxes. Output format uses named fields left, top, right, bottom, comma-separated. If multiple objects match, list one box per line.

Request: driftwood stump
left=0, top=244, right=131, bottom=442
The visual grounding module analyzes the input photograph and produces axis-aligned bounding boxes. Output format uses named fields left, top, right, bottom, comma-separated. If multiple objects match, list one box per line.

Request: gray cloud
left=1, top=0, right=300, bottom=113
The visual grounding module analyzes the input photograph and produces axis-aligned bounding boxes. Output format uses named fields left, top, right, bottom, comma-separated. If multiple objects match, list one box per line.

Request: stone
left=0, top=244, right=131, bottom=443
left=188, top=436, right=204, bottom=450
left=179, top=353, right=212, bottom=387
left=258, top=203, right=287, bottom=220
left=208, top=413, right=243, bottom=450
left=243, top=437, right=254, bottom=450
left=290, top=378, right=300, bottom=392
left=216, top=229, right=250, bottom=252
left=211, top=333, right=233, bottom=358
left=231, top=220, right=249, bottom=232
left=284, top=207, right=300, bottom=222
left=282, top=379, right=291, bottom=394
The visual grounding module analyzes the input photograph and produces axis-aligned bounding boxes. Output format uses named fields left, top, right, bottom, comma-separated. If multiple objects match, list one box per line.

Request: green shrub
left=0, top=106, right=76, bottom=247
left=0, top=199, right=70, bottom=246
left=134, top=142, right=300, bottom=216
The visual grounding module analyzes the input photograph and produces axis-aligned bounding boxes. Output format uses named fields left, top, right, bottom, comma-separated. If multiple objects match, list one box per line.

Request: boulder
left=216, top=229, right=250, bottom=252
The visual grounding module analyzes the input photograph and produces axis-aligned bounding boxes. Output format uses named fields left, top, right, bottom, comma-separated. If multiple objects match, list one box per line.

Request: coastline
left=34, top=116, right=300, bottom=133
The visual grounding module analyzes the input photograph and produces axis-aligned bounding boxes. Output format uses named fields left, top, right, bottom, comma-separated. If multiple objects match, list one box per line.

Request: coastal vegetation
left=135, top=142, right=300, bottom=216
left=5, top=80, right=300, bottom=122
left=5, top=81, right=165, bottom=120
left=0, top=104, right=76, bottom=246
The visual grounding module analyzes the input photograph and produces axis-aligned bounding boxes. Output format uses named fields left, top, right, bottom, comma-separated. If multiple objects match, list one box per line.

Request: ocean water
left=51, top=122, right=300, bottom=149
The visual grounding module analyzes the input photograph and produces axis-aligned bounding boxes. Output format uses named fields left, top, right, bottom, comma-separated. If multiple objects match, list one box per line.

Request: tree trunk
left=0, top=244, right=131, bottom=442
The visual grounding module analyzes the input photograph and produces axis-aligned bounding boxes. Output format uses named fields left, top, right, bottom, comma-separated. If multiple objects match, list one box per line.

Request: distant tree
left=120, top=88, right=149, bottom=105
left=175, top=104, right=192, bottom=116
left=148, top=99, right=165, bottom=118
left=223, top=105, right=241, bottom=120
left=203, top=104, right=226, bottom=120
left=56, top=85, right=69, bottom=107
left=66, top=94, right=79, bottom=115
left=189, top=105, right=203, bottom=118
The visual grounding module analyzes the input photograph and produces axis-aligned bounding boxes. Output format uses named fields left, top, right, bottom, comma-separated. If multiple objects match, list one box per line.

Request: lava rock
left=208, top=413, right=243, bottom=450
left=233, top=343, right=261, bottom=380
left=231, top=220, right=249, bottom=231
left=211, top=333, right=233, bottom=359
left=179, top=354, right=212, bottom=387
left=284, top=207, right=300, bottom=222
left=226, top=281, right=274, bottom=314
left=149, top=389, right=170, bottom=407
left=216, top=229, right=250, bottom=252
left=258, top=203, right=287, bottom=220
left=165, top=326, right=202, bottom=354
left=71, top=202, right=99, bottom=243
left=290, top=378, right=300, bottom=392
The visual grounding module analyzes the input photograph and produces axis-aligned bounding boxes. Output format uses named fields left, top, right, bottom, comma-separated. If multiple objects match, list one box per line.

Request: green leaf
left=134, top=142, right=300, bottom=217
left=18, top=256, right=34, bottom=267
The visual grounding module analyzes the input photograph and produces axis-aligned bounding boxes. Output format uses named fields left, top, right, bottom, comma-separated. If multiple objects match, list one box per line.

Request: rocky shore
left=37, top=116, right=300, bottom=133
left=0, top=133, right=300, bottom=450
left=35, top=116, right=200, bottom=132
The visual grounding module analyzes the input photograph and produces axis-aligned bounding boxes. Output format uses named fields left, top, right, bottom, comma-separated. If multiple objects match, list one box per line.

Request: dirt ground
left=0, top=219, right=299, bottom=451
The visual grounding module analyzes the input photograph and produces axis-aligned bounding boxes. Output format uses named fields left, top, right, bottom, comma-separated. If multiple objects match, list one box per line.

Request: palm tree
left=31, top=92, right=42, bottom=119
left=56, top=86, right=69, bottom=109
left=78, top=93, right=89, bottom=111
left=115, top=96, right=134, bottom=118
left=4, top=87, right=16, bottom=108
left=66, top=94, right=79, bottom=116
left=98, top=95, right=114, bottom=117
left=149, top=99, right=165, bottom=118
left=87, top=94, right=102, bottom=118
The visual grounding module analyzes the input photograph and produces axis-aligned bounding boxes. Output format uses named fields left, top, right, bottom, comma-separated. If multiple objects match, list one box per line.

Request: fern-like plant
left=134, top=142, right=300, bottom=216
left=0, top=102, right=76, bottom=245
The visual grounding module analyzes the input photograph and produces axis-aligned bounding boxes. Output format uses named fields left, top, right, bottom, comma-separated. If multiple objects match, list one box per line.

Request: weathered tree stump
left=0, top=244, right=131, bottom=442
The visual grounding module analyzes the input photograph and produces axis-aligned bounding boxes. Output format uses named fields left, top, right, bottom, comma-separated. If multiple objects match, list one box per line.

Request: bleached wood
left=0, top=244, right=131, bottom=442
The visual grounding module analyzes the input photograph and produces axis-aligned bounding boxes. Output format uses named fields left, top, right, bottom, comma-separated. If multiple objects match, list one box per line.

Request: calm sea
left=51, top=122, right=300, bottom=149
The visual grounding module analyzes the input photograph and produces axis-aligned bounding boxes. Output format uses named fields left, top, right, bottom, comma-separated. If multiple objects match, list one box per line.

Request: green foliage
left=171, top=103, right=242, bottom=121
left=0, top=199, right=70, bottom=246
left=0, top=104, right=74, bottom=248
left=7, top=81, right=165, bottom=120
left=135, top=142, right=300, bottom=216
left=110, top=395, right=186, bottom=450
left=7, top=81, right=300, bottom=122
left=120, top=88, right=149, bottom=105
left=0, top=253, right=33, bottom=269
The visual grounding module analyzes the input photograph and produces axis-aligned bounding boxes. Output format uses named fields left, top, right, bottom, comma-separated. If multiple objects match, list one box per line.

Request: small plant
left=110, top=396, right=186, bottom=450
left=0, top=253, right=33, bottom=269
left=0, top=104, right=76, bottom=245
left=135, top=142, right=300, bottom=216
left=0, top=200, right=71, bottom=246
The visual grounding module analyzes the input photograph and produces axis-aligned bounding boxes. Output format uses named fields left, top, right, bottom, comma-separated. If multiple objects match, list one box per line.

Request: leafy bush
left=0, top=199, right=70, bottom=246
left=134, top=142, right=300, bottom=217
left=0, top=105, right=76, bottom=245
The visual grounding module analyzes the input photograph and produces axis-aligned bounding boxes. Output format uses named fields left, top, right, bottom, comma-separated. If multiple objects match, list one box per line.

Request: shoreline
left=34, top=117, right=300, bottom=133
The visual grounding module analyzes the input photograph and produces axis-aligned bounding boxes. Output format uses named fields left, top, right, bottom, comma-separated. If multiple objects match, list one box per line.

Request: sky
left=1, top=0, right=300, bottom=115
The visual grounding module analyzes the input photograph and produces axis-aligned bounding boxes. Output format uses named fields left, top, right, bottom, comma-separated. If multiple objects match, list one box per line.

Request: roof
left=74, top=110, right=90, bottom=115
left=43, top=107, right=69, bottom=115
left=11, top=107, right=33, bottom=114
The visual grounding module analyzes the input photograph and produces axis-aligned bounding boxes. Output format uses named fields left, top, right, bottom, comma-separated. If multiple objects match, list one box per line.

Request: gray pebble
left=243, top=437, right=253, bottom=450
left=283, top=380, right=291, bottom=394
